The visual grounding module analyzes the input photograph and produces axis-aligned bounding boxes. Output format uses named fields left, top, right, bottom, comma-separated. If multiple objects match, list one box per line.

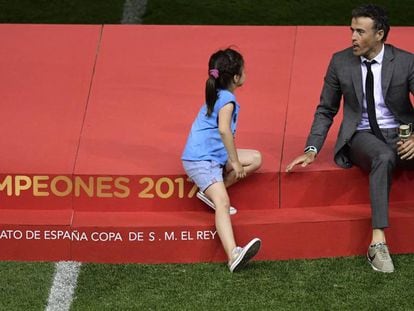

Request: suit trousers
left=347, top=128, right=414, bottom=229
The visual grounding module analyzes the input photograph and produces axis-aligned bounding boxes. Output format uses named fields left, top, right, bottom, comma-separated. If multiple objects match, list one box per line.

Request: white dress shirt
left=357, top=44, right=399, bottom=130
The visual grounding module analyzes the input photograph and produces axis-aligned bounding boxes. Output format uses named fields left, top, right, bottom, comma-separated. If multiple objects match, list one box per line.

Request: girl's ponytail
left=205, top=69, right=219, bottom=116
left=204, top=48, right=244, bottom=117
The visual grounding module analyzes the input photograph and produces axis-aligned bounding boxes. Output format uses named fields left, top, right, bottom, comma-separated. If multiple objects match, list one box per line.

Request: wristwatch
left=304, top=146, right=318, bottom=154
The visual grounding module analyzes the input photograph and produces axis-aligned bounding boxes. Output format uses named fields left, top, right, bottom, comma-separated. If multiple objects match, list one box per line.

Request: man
left=286, top=4, right=414, bottom=273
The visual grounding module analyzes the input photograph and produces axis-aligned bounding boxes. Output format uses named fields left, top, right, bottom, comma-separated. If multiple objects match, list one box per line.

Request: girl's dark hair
left=205, top=48, right=244, bottom=117
left=352, top=4, right=390, bottom=42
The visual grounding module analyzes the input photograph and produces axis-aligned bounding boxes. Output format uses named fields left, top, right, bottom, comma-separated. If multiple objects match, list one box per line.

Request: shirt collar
left=360, top=44, right=385, bottom=65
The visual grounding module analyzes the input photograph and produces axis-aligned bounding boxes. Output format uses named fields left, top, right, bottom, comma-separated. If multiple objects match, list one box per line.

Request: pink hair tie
left=209, top=69, right=219, bottom=79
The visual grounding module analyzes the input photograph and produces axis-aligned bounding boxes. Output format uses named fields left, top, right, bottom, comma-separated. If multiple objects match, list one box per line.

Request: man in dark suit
left=286, top=4, right=414, bottom=273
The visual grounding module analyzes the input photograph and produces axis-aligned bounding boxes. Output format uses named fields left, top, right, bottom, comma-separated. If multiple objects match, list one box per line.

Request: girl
left=182, top=48, right=262, bottom=272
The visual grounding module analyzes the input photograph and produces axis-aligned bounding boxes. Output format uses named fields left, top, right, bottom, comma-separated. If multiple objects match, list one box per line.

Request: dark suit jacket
left=306, top=44, right=414, bottom=168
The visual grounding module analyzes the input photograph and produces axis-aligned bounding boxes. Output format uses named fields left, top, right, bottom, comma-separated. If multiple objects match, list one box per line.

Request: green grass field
left=1, top=1, right=413, bottom=310
left=2, top=255, right=414, bottom=310
left=70, top=256, right=414, bottom=310
left=0, top=0, right=125, bottom=24
left=1, top=0, right=413, bottom=25
left=0, top=261, right=54, bottom=310
left=143, top=0, right=414, bottom=26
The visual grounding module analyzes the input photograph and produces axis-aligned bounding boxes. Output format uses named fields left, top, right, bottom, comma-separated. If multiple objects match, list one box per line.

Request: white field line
left=45, top=261, right=82, bottom=311
left=121, top=0, right=148, bottom=24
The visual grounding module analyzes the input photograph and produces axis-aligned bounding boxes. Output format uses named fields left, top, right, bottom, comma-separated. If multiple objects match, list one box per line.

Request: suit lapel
left=351, top=56, right=363, bottom=107
left=381, top=44, right=395, bottom=100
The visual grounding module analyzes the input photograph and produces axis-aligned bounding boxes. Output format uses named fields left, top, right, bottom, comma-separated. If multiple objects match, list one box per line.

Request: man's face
left=351, top=17, right=384, bottom=59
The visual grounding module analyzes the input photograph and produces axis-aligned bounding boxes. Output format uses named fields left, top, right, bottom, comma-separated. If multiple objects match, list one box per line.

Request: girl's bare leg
left=204, top=182, right=236, bottom=261
left=224, top=149, right=262, bottom=188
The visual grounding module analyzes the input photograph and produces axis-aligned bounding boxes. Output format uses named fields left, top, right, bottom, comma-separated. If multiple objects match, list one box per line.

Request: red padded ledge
left=1, top=200, right=414, bottom=263
left=0, top=209, right=73, bottom=261
left=0, top=24, right=101, bottom=174
left=70, top=202, right=414, bottom=263
left=75, top=25, right=294, bottom=176
left=74, top=26, right=295, bottom=211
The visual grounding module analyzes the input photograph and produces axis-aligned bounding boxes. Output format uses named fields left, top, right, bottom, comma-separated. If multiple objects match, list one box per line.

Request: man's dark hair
left=352, top=4, right=390, bottom=42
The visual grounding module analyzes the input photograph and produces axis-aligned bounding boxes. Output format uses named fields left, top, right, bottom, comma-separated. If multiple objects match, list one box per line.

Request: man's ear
left=376, top=29, right=384, bottom=41
left=233, top=74, right=240, bottom=84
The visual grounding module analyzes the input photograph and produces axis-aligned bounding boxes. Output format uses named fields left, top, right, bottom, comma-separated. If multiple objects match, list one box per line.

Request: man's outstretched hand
left=286, top=152, right=317, bottom=172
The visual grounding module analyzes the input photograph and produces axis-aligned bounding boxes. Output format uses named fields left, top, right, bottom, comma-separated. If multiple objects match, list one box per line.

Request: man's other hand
left=397, top=135, right=414, bottom=160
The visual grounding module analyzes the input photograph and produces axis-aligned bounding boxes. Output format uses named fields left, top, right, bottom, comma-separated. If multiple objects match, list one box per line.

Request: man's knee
left=373, top=149, right=396, bottom=169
